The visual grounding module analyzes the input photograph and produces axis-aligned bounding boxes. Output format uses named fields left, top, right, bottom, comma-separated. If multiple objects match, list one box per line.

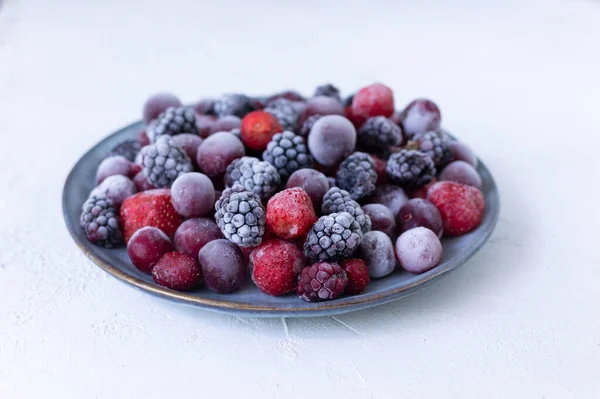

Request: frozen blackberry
left=262, top=131, right=312, bottom=180
left=303, top=212, right=363, bottom=262
left=224, top=157, right=280, bottom=202
left=357, top=116, right=403, bottom=149
left=386, top=149, right=436, bottom=188
left=314, top=83, right=341, bottom=102
left=80, top=195, right=123, bottom=248
left=412, top=130, right=453, bottom=168
left=215, top=185, right=266, bottom=247
left=147, top=106, right=197, bottom=143
left=213, top=94, right=256, bottom=118
left=109, top=140, right=142, bottom=161
left=264, top=98, right=301, bottom=132
left=297, top=262, right=348, bottom=302
left=321, top=187, right=372, bottom=233
left=299, top=114, right=322, bottom=137
left=336, top=152, right=377, bottom=201
left=141, top=136, right=193, bottom=188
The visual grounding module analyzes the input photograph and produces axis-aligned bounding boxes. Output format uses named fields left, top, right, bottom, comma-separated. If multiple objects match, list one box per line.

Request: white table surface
left=1, top=0, right=599, bottom=397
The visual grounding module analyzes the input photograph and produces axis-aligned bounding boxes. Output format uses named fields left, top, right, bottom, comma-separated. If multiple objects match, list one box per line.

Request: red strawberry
left=240, top=110, right=282, bottom=151
left=152, top=252, right=202, bottom=291
left=250, top=239, right=304, bottom=296
left=120, top=189, right=183, bottom=243
left=427, top=181, right=485, bottom=236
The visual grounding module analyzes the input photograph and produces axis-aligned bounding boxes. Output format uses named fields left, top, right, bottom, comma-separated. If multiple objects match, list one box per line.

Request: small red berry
left=250, top=239, right=304, bottom=296
left=340, top=259, right=370, bottom=295
left=152, top=252, right=202, bottom=291
left=127, top=227, right=174, bottom=273
left=266, top=188, right=317, bottom=240
left=427, top=181, right=485, bottom=236
left=350, top=83, right=394, bottom=127
left=240, top=110, right=282, bottom=151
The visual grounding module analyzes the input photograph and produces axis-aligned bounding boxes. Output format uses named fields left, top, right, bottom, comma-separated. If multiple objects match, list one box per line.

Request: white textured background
left=1, top=0, right=600, bottom=398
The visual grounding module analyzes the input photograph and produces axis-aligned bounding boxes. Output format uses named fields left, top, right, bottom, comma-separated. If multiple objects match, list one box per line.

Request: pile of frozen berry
left=80, top=83, right=485, bottom=302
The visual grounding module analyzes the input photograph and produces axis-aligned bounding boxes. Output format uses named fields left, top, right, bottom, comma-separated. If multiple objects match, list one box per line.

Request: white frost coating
left=91, top=174, right=137, bottom=206
left=358, top=231, right=396, bottom=278
left=395, top=227, right=443, bottom=274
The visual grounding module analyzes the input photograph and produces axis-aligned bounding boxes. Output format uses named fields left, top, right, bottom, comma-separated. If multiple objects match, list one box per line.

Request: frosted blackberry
left=357, top=116, right=403, bottom=149
left=109, top=140, right=142, bottom=161
left=303, top=212, right=363, bottom=262
left=147, top=106, right=197, bottom=143
left=335, top=152, right=377, bottom=200
left=215, top=185, right=266, bottom=247
left=321, top=187, right=372, bottom=233
left=386, top=149, right=435, bottom=188
left=314, top=83, right=341, bottom=102
left=412, top=130, right=453, bottom=168
left=80, top=195, right=123, bottom=248
left=213, top=94, right=256, bottom=118
left=224, top=157, right=280, bottom=202
left=264, top=98, right=300, bottom=132
left=299, top=114, right=322, bottom=137
left=141, top=136, right=193, bottom=188
left=262, top=131, right=312, bottom=180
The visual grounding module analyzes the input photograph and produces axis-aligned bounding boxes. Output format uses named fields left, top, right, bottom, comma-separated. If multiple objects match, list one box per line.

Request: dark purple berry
left=198, top=239, right=246, bottom=293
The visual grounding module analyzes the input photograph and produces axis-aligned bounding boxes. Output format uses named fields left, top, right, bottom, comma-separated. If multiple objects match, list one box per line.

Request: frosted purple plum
left=143, top=93, right=182, bottom=124
left=369, top=184, right=409, bottom=219
left=395, top=227, right=442, bottom=274
left=170, top=172, right=215, bottom=218
left=196, top=132, right=245, bottom=177
left=286, top=169, right=330, bottom=211
left=396, top=198, right=443, bottom=237
left=358, top=231, right=396, bottom=278
left=209, top=115, right=242, bottom=135
left=91, top=175, right=137, bottom=207
left=174, top=218, right=223, bottom=258
left=95, top=155, right=138, bottom=185
left=198, top=239, right=246, bottom=293
left=361, top=204, right=396, bottom=237
left=439, top=160, right=482, bottom=189
left=308, top=115, right=356, bottom=167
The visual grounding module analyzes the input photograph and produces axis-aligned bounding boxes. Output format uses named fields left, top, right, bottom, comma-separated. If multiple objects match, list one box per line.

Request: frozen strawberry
left=266, top=188, right=317, bottom=240
left=240, top=110, right=282, bottom=151
left=427, top=181, right=485, bottom=236
left=120, top=189, right=183, bottom=242
left=340, top=258, right=370, bottom=295
left=350, top=83, right=394, bottom=127
left=152, top=252, right=202, bottom=291
left=250, top=239, right=304, bottom=296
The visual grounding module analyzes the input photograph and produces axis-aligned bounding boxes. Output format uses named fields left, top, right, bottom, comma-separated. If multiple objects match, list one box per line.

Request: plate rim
left=62, top=121, right=500, bottom=316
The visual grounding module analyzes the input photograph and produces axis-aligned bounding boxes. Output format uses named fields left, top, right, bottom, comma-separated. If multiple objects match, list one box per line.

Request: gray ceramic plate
left=63, top=121, right=500, bottom=317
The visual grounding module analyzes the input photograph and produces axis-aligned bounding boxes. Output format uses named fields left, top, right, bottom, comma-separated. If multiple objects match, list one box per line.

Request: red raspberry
left=240, top=110, right=282, bottom=151
left=340, top=258, right=370, bottom=295
left=120, top=189, right=183, bottom=242
left=427, top=181, right=485, bottom=236
left=266, top=188, right=317, bottom=240
left=297, top=262, right=348, bottom=302
left=350, top=83, right=394, bottom=127
left=152, top=252, right=202, bottom=291
left=250, top=239, right=305, bottom=296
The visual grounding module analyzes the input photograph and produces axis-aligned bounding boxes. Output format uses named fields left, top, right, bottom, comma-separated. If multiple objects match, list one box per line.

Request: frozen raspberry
left=120, top=189, right=183, bottom=242
left=358, top=231, right=396, bottom=278
left=266, top=188, right=317, bottom=240
left=298, top=96, right=344, bottom=126
left=170, top=172, right=215, bottom=218
left=439, top=161, right=482, bottom=189
left=395, top=227, right=442, bottom=274
left=314, top=83, right=341, bottom=102
left=240, top=110, right=283, bottom=151
left=171, top=134, right=203, bottom=167
left=91, top=175, right=137, bottom=207
left=143, top=93, right=182, bottom=124
left=308, top=115, right=357, bottom=167
left=127, top=227, right=174, bottom=273
left=361, top=204, right=396, bottom=237
left=297, top=262, right=348, bottom=302
left=209, top=115, right=242, bottom=135
left=350, top=83, right=394, bottom=127
left=250, top=239, right=305, bottom=296
left=399, top=98, right=441, bottom=139
left=109, top=140, right=142, bottom=162
left=427, top=181, right=485, bottom=236
left=96, top=155, right=140, bottom=185
left=299, top=114, right=322, bottom=137
left=196, top=132, right=245, bottom=178
left=340, top=259, right=370, bottom=295
left=174, top=218, right=222, bottom=258
left=132, top=171, right=156, bottom=192
left=152, top=252, right=202, bottom=291
left=286, top=168, right=330, bottom=211
left=198, top=239, right=246, bottom=293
